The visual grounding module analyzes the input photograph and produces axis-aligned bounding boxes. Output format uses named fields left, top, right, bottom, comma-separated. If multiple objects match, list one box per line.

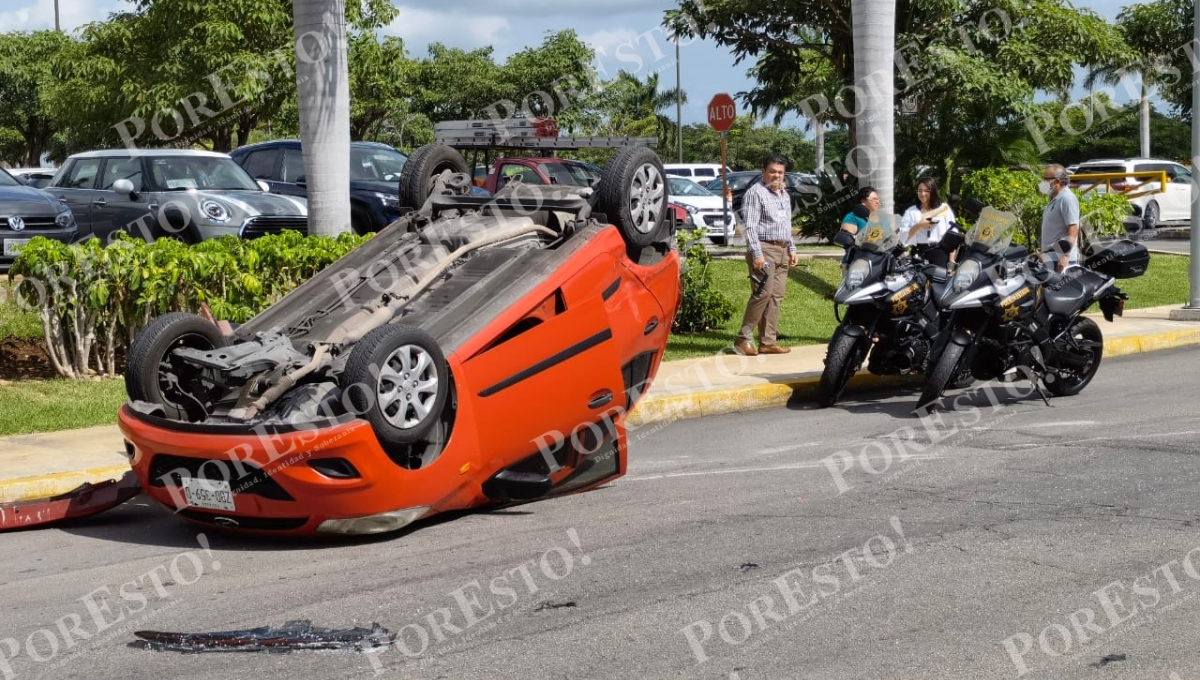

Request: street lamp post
left=676, top=39, right=683, bottom=163
left=54, top=0, right=60, bottom=31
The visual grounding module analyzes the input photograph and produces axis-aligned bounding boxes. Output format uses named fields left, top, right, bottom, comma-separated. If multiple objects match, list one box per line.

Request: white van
left=663, top=164, right=727, bottom=182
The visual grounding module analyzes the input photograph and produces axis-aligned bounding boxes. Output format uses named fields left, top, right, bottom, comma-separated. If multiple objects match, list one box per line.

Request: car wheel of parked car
left=1142, top=200, right=1159, bottom=231
left=398, top=144, right=470, bottom=210
left=125, top=312, right=228, bottom=421
left=351, top=206, right=374, bottom=235
left=596, top=146, right=669, bottom=249
left=343, top=323, right=451, bottom=449
left=710, top=236, right=726, bottom=246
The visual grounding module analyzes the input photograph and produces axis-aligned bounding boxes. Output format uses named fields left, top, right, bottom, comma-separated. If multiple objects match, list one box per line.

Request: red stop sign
left=707, top=93, right=736, bottom=132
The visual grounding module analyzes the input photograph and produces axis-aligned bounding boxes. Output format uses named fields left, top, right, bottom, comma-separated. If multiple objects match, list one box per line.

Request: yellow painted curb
left=0, top=465, right=131, bottom=505
left=629, top=330, right=1200, bottom=427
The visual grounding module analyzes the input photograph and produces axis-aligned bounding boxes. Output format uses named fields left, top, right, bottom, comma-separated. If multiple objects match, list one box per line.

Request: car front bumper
left=1, top=226, right=78, bottom=271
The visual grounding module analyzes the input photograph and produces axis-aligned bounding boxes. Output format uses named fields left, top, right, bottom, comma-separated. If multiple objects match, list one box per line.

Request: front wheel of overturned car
left=398, top=144, right=470, bottom=210
left=125, top=312, right=228, bottom=421
left=343, top=324, right=451, bottom=448
left=596, top=146, right=669, bottom=249
left=816, top=331, right=865, bottom=408
left=1045, top=318, right=1103, bottom=397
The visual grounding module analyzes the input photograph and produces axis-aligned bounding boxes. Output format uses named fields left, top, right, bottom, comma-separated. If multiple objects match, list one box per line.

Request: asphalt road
left=1141, top=234, right=1195, bottom=255
left=4, top=347, right=1200, bottom=680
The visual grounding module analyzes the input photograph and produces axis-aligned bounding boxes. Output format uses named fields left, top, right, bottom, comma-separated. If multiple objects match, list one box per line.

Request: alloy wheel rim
left=376, top=344, right=439, bottom=430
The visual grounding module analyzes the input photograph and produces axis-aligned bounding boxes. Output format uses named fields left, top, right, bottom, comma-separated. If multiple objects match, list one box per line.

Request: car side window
left=500, top=163, right=541, bottom=185
left=241, top=150, right=280, bottom=180
left=281, top=149, right=305, bottom=183
left=60, top=159, right=102, bottom=189
left=695, top=169, right=716, bottom=178
left=99, top=158, right=144, bottom=192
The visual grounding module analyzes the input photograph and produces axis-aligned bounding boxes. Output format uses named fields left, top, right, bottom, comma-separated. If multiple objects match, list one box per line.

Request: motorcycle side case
left=1085, top=239, right=1150, bottom=279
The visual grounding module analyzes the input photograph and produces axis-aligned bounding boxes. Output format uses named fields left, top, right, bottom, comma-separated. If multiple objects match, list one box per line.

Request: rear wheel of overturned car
left=596, top=146, right=669, bottom=249
left=343, top=324, right=451, bottom=449
left=125, top=312, right=228, bottom=421
left=398, top=144, right=470, bottom=210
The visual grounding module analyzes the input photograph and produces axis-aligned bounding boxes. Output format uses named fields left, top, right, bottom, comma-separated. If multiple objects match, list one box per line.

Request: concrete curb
left=0, top=465, right=131, bottom=505
left=626, top=328, right=1200, bottom=427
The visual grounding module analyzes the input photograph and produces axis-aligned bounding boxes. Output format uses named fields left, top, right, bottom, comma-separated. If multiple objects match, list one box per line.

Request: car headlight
left=373, top=192, right=402, bottom=210
left=953, top=259, right=981, bottom=293
left=199, top=200, right=231, bottom=223
left=55, top=205, right=75, bottom=229
left=846, top=259, right=870, bottom=289
left=676, top=203, right=700, bottom=214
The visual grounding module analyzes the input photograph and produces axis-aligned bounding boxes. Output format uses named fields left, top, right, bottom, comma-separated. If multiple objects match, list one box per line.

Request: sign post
left=708, top=93, right=737, bottom=234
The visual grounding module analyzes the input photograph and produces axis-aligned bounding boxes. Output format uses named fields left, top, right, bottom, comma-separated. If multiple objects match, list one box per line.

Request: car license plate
left=3, top=239, right=31, bottom=257
left=182, top=477, right=235, bottom=511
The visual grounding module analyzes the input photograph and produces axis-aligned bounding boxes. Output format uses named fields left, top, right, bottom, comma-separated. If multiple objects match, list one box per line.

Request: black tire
left=917, top=341, right=965, bottom=413
left=125, top=312, right=227, bottom=421
left=398, top=144, right=470, bottom=209
left=709, top=236, right=726, bottom=246
left=1045, top=317, right=1103, bottom=397
left=350, top=206, right=374, bottom=235
left=816, top=332, right=865, bottom=408
left=343, top=324, right=450, bottom=448
left=595, top=146, right=668, bottom=249
left=1142, top=201, right=1159, bottom=231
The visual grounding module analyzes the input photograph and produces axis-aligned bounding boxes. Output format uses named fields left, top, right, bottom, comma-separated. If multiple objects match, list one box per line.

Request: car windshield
left=150, top=156, right=260, bottom=191
left=725, top=174, right=760, bottom=191
left=351, top=147, right=408, bottom=182
left=0, top=169, right=20, bottom=187
left=668, top=177, right=714, bottom=197
left=537, top=161, right=600, bottom=187
left=964, top=206, right=1019, bottom=254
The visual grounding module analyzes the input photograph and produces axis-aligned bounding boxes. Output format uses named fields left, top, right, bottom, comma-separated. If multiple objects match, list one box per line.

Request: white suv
left=1071, top=158, right=1193, bottom=230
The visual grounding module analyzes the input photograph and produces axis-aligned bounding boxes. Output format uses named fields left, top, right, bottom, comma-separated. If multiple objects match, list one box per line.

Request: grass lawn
left=0, top=378, right=128, bottom=436
left=0, top=254, right=1191, bottom=434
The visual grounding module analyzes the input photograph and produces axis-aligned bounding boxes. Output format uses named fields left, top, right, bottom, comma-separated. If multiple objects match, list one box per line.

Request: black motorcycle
left=816, top=210, right=965, bottom=407
left=916, top=205, right=1150, bottom=412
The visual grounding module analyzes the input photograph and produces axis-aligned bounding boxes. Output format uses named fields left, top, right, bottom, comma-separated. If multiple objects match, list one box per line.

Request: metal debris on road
left=132, top=620, right=396, bottom=653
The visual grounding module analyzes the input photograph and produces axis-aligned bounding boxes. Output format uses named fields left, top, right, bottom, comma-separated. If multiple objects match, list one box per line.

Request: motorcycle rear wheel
left=816, top=332, right=865, bottom=408
left=1045, top=318, right=1103, bottom=397
left=917, top=341, right=965, bottom=413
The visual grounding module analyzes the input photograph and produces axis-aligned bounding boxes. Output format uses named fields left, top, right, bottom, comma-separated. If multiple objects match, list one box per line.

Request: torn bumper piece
left=132, top=620, right=397, bottom=652
left=0, top=471, right=141, bottom=532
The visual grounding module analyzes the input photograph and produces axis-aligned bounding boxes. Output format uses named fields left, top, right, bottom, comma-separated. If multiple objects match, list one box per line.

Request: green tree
left=0, top=31, right=74, bottom=166
left=1115, top=0, right=1193, bottom=122
left=592, top=70, right=686, bottom=158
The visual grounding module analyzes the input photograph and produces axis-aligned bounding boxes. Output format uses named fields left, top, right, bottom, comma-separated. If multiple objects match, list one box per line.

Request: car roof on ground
left=67, top=149, right=231, bottom=159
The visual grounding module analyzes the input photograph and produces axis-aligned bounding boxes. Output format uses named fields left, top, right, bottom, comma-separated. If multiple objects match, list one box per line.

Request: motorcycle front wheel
left=917, top=341, right=965, bottom=413
left=1045, top=317, right=1103, bottom=397
left=817, top=331, right=866, bottom=408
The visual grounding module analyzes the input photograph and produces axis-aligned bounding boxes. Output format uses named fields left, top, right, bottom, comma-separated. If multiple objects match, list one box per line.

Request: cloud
left=0, top=0, right=131, bottom=33
left=386, top=6, right=511, bottom=53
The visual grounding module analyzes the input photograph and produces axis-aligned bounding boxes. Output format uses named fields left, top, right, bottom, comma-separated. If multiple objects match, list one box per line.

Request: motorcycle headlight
left=953, top=259, right=981, bottom=293
left=199, top=200, right=231, bottom=223
left=55, top=205, right=75, bottom=229
left=846, top=259, right=871, bottom=289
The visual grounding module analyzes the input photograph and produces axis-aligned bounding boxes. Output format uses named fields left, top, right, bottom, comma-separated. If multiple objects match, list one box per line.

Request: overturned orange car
left=118, top=144, right=681, bottom=536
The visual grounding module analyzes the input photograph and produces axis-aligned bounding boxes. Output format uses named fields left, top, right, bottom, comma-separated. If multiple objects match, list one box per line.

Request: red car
left=118, top=144, right=680, bottom=536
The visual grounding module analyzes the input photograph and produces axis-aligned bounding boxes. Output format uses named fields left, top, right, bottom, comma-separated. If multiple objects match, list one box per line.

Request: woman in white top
left=900, top=178, right=956, bottom=264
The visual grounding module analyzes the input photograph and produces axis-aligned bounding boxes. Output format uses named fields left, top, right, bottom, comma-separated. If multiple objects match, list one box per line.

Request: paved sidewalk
left=1, top=305, right=1198, bottom=504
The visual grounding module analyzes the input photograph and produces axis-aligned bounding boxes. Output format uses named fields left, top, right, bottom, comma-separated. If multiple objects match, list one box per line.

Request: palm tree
left=851, top=0, right=895, bottom=215
left=293, top=0, right=351, bottom=236
left=1085, top=58, right=1161, bottom=159
left=745, top=42, right=843, bottom=173
left=600, top=70, right=686, bottom=157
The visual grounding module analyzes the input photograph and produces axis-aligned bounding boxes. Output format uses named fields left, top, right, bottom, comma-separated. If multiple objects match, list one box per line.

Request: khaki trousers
left=736, top=242, right=790, bottom=346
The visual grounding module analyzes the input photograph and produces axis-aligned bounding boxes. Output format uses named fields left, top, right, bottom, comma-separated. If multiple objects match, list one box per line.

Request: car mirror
left=257, top=180, right=270, bottom=192
left=295, top=175, right=306, bottom=185
left=111, top=178, right=137, bottom=197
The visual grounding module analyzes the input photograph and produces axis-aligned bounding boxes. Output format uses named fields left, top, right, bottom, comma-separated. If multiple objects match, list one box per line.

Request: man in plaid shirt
left=734, top=153, right=799, bottom=356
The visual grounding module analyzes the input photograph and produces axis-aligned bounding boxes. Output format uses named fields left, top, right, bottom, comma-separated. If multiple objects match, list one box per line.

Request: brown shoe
left=758, top=344, right=791, bottom=355
left=734, top=340, right=758, bottom=356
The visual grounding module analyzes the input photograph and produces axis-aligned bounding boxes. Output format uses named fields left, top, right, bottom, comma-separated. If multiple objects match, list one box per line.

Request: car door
left=274, top=148, right=310, bottom=199
left=47, top=158, right=102, bottom=240
left=238, top=148, right=282, bottom=192
left=1168, top=164, right=1194, bottom=222
left=95, top=156, right=155, bottom=241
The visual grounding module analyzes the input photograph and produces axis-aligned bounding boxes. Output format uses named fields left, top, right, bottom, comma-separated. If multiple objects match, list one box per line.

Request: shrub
left=672, top=229, right=737, bottom=333
left=8, top=231, right=369, bottom=379
left=794, top=168, right=861, bottom=243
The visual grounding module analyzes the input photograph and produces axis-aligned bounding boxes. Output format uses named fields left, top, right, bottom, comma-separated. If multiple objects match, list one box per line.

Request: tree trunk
left=851, top=0, right=896, bottom=216
left=294, top=0, right=352, bottom=236
left=812, top=116, right=825, bottom=172
left=1140, top=80, right=1150, bottom=158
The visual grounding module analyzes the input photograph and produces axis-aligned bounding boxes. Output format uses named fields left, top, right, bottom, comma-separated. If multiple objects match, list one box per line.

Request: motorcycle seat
left=1043, top=270, right=1107, bottom=316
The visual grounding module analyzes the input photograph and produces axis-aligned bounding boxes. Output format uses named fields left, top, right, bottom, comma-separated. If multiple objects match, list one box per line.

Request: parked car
left=1071, top=158, right=1193, bottom=230
left=45, top=149, right=308, bottom=244
left=117, top=144, right=681, bottom=536
left=231, top=140, right=418, bottom=234
left=476, top=156, right=602, bottom=194
left=7, top=168, right=58, bottom=189
left=0, top=167, right=77, bottom=272
left=663, top=163, right=727, bottom=182
left=667, top=176, right=735, bottom=245
left=703, top=171, right=812, bottom=222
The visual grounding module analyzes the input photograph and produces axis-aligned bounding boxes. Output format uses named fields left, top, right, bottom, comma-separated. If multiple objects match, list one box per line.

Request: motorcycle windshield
left=964, top=207, right=1019, bottom=254
left=853, top=213, right=902, bottom=253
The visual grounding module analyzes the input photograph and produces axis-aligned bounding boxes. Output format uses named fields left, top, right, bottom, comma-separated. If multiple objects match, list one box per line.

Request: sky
left=3, top=0, right=1146, bottom=133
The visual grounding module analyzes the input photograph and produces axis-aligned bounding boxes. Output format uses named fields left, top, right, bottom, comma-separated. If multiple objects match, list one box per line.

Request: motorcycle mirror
left=941, top=230, right=965, bottom=251
left=833, top=230, right=856, bottom=247
left=963, top=197, right=984, bottom=217
left=851, top=204, right=871, bottom=220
